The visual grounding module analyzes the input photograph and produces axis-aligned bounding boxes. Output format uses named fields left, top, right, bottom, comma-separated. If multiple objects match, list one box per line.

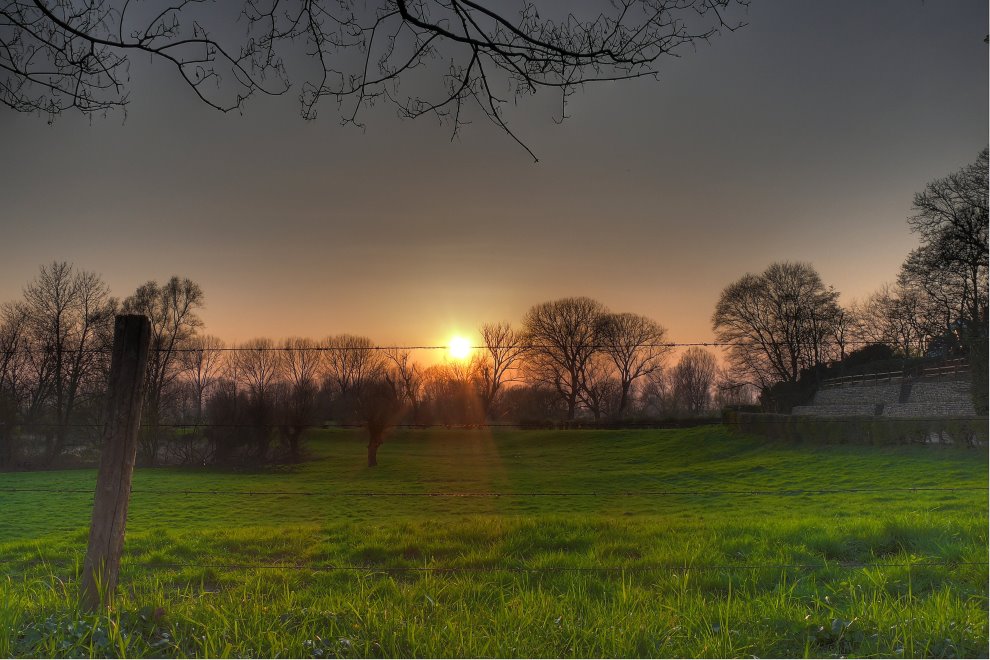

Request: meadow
left=0, top=427, right=987, bottom=657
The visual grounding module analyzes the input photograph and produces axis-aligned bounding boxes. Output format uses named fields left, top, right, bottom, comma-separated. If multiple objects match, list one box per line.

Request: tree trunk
left=566, top=388, right=577, bottom=421
left=289, top=428, right=302, bottom=460
left=367, top=432, right=383, bottom=467
left=43, top=429, right=61, bottom=467
left=140, top=404, right=160, bottom=467
left=255, top=429, right=269, bottom=462
left=0, top=428, right=11, bottom=470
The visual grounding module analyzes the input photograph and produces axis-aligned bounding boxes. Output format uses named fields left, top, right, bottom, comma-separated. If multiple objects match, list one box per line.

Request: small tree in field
left=352, top=375, right=406, bottom=468
left=275, top=337, right=323, bottom=460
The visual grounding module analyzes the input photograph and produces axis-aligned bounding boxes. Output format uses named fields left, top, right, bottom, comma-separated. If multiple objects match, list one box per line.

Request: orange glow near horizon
left=448, top=335, right=472, bottom=361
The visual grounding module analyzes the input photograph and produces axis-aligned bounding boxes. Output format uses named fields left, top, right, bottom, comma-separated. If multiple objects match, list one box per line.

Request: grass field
left=0, top=427, right=987, bottom=657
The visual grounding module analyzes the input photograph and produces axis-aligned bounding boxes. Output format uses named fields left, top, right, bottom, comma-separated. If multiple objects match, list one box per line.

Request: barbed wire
left=0, top=339, right=970, bottom=355
left=1, top=485, right=985, bottom=497
left=2, top=556, right=985, bottom=574
left=1, top=415, right=985, bottom=431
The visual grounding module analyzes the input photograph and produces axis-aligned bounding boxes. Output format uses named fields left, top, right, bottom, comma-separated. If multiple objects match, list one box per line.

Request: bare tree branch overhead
left=0, top=0, right=747, bottom=157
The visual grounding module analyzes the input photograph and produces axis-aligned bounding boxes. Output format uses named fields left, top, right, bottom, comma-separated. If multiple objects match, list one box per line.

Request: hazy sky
left=0, top=0, right=986, bottom=352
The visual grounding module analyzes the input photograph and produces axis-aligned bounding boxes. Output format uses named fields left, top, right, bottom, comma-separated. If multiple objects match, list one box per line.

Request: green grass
left=0, top=427, right=987, bottom=657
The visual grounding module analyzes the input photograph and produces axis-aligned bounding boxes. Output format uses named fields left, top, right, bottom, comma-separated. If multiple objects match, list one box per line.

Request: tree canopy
left=712, top=261, right=844, bottom=389
left=0, top=0, right=747, bottom=158
left=900, top=148, right=988, bottom=343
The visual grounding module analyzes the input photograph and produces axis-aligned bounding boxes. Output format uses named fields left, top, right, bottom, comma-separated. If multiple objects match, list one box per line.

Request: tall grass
left=1, top=427, right=986, bottom=657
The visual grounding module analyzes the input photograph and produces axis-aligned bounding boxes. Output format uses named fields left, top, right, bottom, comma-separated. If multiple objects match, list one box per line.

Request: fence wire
left=1, top=485, right=986, bottom=497
left=0, top=339, right=969, bottom=355
left=4, top=556, right=986, bottom=575
left=4, top=416, right=986, bottom=431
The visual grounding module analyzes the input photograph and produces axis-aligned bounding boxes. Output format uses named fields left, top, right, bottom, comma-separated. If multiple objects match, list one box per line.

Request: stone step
left=908, top=382, right=973, bottom=403
left=793, top=404, right=878, bottom=417
left=813, top=384, right=900, bottom=406
left=883, top=402, right=977, bottom=418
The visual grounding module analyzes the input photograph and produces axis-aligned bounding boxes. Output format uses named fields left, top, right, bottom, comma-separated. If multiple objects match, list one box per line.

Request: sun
left=448, top=335, right=472, bottom=360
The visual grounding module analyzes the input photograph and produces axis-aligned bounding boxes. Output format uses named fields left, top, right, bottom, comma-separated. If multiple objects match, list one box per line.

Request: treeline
left=713, top=149, right=988, bottom=412
left=0, top=269, right=749, bottom=469
left=0, top=150, right=984, bottom=469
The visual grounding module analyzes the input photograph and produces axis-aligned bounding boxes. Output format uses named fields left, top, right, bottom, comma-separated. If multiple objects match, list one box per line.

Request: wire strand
left=1, top=486, right=985, bottom=497
left=1, top=340, right=973, bottom=354
left=4, top=557, right=985, bottom=574
left=3, top=416, right=986, bottom=430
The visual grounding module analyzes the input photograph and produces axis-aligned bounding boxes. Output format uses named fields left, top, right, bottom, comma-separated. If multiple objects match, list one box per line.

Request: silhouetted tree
left=384, top=348, right=423, bottom=422
left=523, top=297, right=607, bottom=421
left=670, top=347, right=716, bottom=414
left=233, top=338, right=281, bottom=461
left=713, top=366, right=758, bottom=410
left=577, top=352, right=620, bottom=421
left=596, top=312, right=670, bottom=416
left=351, top=374, right=405, bottom=467
left=0, top=0, right=746, bottom=158
left=712, top=262, right=843, bottom=390
left=898, top=149, right=988, bottom=352
left=421, top=361, right=483, bottom=426
left=323, top=335, right=384, bottom=400
left=275, top=337, right=323, bottom=460
left=848, top=283, right=931, bottom=357
left=0, top=307, right=28, bottom=468
left=16, top=262, right=115, bottom=465
left=638, top=368, right=672, bottom=417
left=473, top=322, right=526, bottom=419
left=203, top=376, right=248, bottom=465
left=179, top=334, right=226, bottom=422
left=122, top=276, right=203, bottom=465
left=501, top=383, right=565, bottom=423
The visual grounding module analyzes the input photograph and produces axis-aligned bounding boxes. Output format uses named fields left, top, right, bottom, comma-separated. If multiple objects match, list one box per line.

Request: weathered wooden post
left=81, top=314, right=151, bottom=611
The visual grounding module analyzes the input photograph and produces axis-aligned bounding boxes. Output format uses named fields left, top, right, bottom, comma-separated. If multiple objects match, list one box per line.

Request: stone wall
left=792, top=378, right=975, bottom=418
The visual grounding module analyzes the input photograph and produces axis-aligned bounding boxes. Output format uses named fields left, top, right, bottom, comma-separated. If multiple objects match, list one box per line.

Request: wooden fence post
left=81, top=314, right=151, bottom=611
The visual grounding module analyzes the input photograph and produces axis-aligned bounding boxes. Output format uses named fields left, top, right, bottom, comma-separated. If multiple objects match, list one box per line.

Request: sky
left=0, top=0, right=986, bottom=354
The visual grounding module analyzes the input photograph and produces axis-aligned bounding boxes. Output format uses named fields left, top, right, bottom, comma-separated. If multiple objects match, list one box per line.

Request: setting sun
left=448, top=335, right=472, bottom=360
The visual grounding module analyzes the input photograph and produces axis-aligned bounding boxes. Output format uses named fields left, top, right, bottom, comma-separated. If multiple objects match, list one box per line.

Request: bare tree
left=122, top=276, right=204, bottom=464
left=596, top=312, right=670, bottom=416
left=712, top=262, right=844, bottom=389
left=384, top=348, right=423, bottom=422
left=353, top=373, right=405, bottom=467
left=421, top=360, right=482, bottom=425
left=18, top=262, right=115, bottom=465
left=901, top=148, right=989, bottom=337
left=713, top=365, right=757, bottom=410
left=670, top=346, right=716, bottom=414
left=522, top=296, right=606, bottom=421
left=576, top=352, right=619, bottom=421
left=179, top=334, right=226, bottom=422
left=0, top=305, right=29, bottom=467
left=323, top=334, right=384, bottom=398
left=233, top=338, right=282, bottom=460
left=276, top=337, right=323, bottom=459
left=638, top=368, right=672, bottom=417
left=848, top=284, right=930, bottom=357
left=319, top=335, right=405, bottom=466
left=0, top=0, right=746, bottom=157
left=472, top=322, right=526, bottom=419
